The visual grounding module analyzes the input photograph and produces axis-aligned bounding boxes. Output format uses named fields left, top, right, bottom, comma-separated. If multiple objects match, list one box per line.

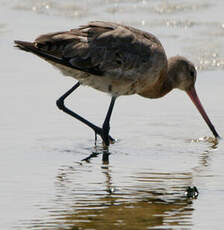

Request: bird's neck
left=138, top=65, right=174, bottom=99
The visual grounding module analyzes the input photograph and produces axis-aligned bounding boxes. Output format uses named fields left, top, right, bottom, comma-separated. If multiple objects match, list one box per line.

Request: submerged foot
left=101, top=132, right=115, bottom=147
left=94, top=129, right=115, bottom=147
left=101, top=129, right=110, bottom=147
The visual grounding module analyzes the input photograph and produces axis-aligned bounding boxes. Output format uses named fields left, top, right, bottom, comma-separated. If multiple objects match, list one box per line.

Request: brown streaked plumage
left=14, top=21, right=220, bottom=146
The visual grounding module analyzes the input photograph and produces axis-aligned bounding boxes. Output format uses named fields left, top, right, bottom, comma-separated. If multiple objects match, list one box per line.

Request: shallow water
left=1, top=0, right=224, bottom=229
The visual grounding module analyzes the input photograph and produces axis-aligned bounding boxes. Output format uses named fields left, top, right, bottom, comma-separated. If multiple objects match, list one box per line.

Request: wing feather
left=16, top=21, right=166, bottom=82
left=32, top=22, right=163, bottom=76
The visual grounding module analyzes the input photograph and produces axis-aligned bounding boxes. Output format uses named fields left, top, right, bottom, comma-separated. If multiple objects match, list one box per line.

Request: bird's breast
left=49, top=51, right=166, bottom=97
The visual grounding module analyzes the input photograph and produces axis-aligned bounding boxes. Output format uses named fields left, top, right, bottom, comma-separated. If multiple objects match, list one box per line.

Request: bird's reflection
left=101, top=160, right=118, bottom=197
left=201, top=137, right=219, bottom=167
left=81, top=144, right=111, bottom=163
left=27, top=137, right=221, bottom=230
left=191, top=136, right=219, bottom=168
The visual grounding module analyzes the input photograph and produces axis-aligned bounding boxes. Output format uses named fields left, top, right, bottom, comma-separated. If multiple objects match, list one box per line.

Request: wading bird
left=14, top=21, right=220, bottom=146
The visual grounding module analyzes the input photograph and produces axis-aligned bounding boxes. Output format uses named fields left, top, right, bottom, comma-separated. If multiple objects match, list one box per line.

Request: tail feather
left=14, top=40, right=61, bottom=60
left=14, top=40, right=102, bottom=76
left=14, top=40, right=36, bottom=52
left=14, top=40, right=74, bottom=69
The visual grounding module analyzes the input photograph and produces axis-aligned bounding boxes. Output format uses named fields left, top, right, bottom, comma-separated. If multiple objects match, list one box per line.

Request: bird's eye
left=190, top=70, right=195, bottom=78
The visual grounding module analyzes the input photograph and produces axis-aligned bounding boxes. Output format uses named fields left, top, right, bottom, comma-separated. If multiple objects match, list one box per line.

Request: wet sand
left=1, top=0, right=224, bottom=229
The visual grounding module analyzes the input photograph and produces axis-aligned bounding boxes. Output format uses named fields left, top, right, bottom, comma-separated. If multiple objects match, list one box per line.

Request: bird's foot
left=109, top=136, right=116, bottom=144
left=94, top=129, right=115, bottom=147
left=101, top=129, right=110, bottom=147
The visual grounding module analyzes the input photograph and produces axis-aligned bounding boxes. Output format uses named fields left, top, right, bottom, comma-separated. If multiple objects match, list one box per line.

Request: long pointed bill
left=186, top=86, right=220, bottom=139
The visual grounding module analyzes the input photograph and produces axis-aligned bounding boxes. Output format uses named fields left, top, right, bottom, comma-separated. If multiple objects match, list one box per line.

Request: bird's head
left=168, top=56, right=220, bottom=139
left=168, top=56, right=196, bottom=91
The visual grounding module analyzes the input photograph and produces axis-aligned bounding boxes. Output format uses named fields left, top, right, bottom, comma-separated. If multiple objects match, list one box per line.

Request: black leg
left=56, top=81, right=115, bottom=144
left=101, top=96, right=116, bottom=146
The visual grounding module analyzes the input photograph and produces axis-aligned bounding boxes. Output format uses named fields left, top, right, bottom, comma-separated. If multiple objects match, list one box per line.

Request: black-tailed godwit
left=14, top=21, right=220, bottom=146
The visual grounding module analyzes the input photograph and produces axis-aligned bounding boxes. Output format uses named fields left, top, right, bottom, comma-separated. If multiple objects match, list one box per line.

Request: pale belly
left=51, top=61, right=158, bottom=96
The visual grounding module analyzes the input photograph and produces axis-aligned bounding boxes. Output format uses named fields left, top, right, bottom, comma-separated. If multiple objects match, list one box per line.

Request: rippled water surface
left=1, top=0, right=224, bottom=229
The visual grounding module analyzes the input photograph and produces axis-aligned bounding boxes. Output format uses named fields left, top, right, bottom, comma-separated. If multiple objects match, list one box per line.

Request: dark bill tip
left=186, top=86, right=220, bottom=139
